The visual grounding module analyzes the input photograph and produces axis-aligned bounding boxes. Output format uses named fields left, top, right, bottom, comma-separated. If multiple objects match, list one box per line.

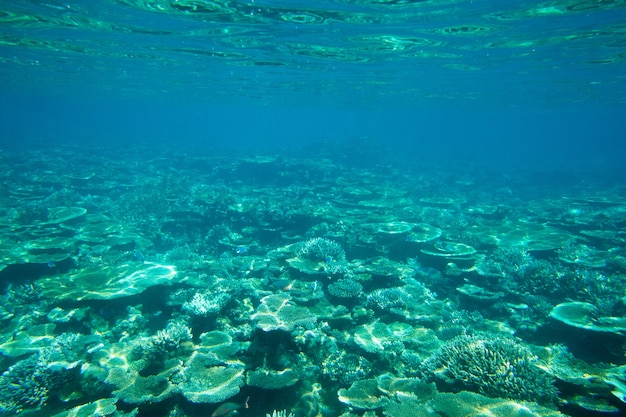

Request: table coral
left=251, top=294, right=317, bottom=332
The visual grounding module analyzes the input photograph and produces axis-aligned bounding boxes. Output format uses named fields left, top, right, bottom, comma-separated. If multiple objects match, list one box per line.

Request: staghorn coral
left=420, top=334, right=557, bottom=404
left=2, top=283, right=47, bottom=328
left=297, top=237, right=348, bottom=275
left=6, top=283, right=43, bottom=304
left=366, top=287, right=406, bottom=311
left=0, top=354, right=50, bottom=414
left=298, top=237, right=346, bottom=263
left=482, top=248, right=570, bottom=297
left=0, top=332, right=88, bottom=416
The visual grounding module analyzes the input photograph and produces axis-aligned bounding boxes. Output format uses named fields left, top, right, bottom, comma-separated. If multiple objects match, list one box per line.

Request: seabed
left=0, top=145, right=625, bottom=417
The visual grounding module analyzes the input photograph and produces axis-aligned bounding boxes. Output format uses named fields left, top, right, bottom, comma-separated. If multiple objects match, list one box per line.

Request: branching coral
left=0, top=354, right=50, bottom=413
left=298, top=237, right=346, bottom=263
left=0, top=333, right=87, bottom=415
left=182, top=289, right=231, bottom=316
left=151, top=321, right=192, bottom=353
left=322, top=351, right=372, bottom=385
left=420, top=334, right=557, bottom=404
left=6, top=283, right=43, bottom=304
left=328, top=278, right=363, bottom=298
left=480, top=248, right=556, bottom=291
left=297, top=237, right=349, bottom=275
left=366, top=288, right=406, bottom=311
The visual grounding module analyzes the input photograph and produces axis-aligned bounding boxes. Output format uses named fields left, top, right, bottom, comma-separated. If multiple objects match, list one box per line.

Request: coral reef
left=0, top=147, right=623, bottom=417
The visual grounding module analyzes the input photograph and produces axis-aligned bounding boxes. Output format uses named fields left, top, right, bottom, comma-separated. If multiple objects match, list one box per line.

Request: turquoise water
left=1, top=1, right=626, bottom=417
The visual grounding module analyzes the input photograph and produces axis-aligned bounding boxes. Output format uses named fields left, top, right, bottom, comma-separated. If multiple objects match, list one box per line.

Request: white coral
left=266, top=410, right=294, bottom=417
left=182, top=290, right=229, bottom=316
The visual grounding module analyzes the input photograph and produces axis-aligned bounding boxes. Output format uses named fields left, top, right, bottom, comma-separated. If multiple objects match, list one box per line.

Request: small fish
left=211, top=402, right=240, bottom=417
left=270, top=279, right=291, bottom=290
left=133, top=250, right=145, bottom=263
left=235, top=245, right=248, bottom=255
left=46, top=260, right=56, bottom=268
left=415, top=266, right=441, bottom=279
left=211, top=397, right=249, bottom=417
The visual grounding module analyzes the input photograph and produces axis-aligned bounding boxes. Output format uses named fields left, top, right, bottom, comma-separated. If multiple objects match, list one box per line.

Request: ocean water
left=1, top=1, right=626, bottom=417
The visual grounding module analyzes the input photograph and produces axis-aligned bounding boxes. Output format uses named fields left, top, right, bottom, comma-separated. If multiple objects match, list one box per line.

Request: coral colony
left=0, top=149, right=625, bottom=417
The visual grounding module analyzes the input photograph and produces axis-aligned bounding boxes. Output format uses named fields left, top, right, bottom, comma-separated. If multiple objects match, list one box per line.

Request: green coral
left=49, top=398, right=123, bottom=417
left=607, top=365, right=626, bottom=404
left=420, top=334, right=557, bottom=403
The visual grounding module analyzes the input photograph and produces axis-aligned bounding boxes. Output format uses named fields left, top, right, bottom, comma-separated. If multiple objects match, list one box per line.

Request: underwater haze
left=1, top=1, right=626, bottom=417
